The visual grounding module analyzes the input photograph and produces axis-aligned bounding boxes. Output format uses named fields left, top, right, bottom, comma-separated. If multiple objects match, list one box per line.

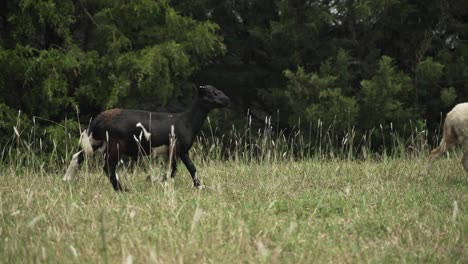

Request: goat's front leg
left=63, top=150, right=85, bottom=181
left=180, top=153, right=201, bottom=188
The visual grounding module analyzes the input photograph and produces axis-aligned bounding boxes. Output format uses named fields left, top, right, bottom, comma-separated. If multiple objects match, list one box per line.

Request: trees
left=280, top=49, right=359, bottom=133
left=1, top=0, right=468, bottom=152
left=174, top=0, right=468, bottom=139
left=360, top=56, right=414, bottom=131
left=0, top=0, right=225, bottom=137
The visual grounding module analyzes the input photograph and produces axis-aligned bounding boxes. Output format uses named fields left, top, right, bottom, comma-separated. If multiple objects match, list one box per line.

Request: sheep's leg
left=427, top=118, right=458, bottom=173
left=462, top=150, right=468, bottom=173
left=180, top=153, right=201, bottom=188
left=426, top=137, right=454, bottom=173
left=426, top=145, right=447, bottom=172
left=104, top=143, right=125, bottom=192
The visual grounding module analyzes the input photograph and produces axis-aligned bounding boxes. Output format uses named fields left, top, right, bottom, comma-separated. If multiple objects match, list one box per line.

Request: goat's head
left=198, top=85, right=231, bottom=108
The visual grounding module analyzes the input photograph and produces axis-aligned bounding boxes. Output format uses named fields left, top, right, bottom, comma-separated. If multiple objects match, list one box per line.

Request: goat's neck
left=183, top=99, right=210, bottom=135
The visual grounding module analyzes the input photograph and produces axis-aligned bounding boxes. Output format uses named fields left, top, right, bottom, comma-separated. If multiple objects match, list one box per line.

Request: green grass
left=1, top=155, right=466, bottom=263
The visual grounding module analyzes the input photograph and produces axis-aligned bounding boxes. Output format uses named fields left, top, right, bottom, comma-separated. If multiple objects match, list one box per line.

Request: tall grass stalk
left=1, top=111, right=440, bottom=175
left=0, top=112, right=466, bottom=263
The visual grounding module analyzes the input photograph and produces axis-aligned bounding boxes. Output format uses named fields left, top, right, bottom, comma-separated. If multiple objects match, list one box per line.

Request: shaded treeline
left=1, top=0, right=467, bottom=154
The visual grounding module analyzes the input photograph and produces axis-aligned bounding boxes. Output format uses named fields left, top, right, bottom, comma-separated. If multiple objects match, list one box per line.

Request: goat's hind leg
left=103, top=158, right=126, bottom=192
left=165, top=146, right=178, bottom=181
left=150, top=152, right=177, bottom=183
left=170, top=157, right=178, bottom=179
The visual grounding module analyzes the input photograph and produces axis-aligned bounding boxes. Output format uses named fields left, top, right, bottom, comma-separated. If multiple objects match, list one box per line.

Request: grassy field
left=0, top=153, right=466, bottom=263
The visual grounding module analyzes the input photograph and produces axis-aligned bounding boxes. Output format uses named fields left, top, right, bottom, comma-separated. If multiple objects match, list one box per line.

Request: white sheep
left=426, top=102, right=468, bottom=172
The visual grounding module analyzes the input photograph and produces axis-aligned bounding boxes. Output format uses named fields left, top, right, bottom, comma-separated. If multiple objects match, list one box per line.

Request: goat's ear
left=198, top=85, right=206, bottom=95
left=192, top=85, right=202, bottom=98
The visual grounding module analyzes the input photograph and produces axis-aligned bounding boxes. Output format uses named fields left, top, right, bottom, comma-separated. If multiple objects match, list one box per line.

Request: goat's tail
left=440, top=116, right=457, bottom=152
left=79, top=129, right=94, bottom=157
left=426, top=114, right=457, bottom=173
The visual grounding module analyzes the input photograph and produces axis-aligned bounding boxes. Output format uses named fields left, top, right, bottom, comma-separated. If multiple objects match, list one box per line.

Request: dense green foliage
left=1, top=0, right=468, bottom=150
left=0, top=0, right=225, bottom=137
left=174, top=0, right=468, bottom=141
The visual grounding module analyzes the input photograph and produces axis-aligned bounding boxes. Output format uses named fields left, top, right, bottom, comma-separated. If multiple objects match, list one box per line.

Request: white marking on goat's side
left=136, top=122, right=151, bottom=141
left=63, top=150, right=83, bottom=181
left=171, top=125, right=175, bottom=135
left=152, top=145, right=169, bottom=156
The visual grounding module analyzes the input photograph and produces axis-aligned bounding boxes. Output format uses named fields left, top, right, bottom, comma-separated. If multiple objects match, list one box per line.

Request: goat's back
left=446, top=103, right=468, bottom=145
left=89, top=109, right=179, bottom=142
left=89, top=109, right=151, bottom=139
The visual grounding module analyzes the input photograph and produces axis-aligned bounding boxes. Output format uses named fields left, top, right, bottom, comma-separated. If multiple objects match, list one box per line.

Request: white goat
left=427, top=102, right=468, bottom=172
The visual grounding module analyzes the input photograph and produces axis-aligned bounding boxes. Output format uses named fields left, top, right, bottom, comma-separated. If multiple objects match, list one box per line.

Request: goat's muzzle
left=219, top=98, right=231, bottom=108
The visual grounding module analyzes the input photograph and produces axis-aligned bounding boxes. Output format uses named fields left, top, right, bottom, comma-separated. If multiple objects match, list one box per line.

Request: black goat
left=63, top=85, right=230, bottom=191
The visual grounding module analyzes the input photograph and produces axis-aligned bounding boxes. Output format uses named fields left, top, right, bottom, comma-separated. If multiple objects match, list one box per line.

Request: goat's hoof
left=195, top=184, right=205, bottom=190
left=62, top=177, right=72, bottom=182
